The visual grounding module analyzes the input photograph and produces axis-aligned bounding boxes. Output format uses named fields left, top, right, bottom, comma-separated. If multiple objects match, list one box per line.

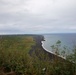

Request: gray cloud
left=0, top=0, right=76, bottom=34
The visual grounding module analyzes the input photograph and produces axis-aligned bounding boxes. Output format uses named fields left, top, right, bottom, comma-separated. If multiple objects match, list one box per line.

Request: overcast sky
left=0, top=0, right=76, bottom=34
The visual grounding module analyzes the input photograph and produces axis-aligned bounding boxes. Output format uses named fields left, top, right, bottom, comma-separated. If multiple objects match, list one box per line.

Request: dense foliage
left=0, top=35, right=76, bottom=75
left=0, top=35, right=35, bottom=75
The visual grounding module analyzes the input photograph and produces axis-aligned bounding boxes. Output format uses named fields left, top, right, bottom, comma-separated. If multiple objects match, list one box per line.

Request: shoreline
left=41, top=41, right=54, bottom=54
left=29, top=35, right=66, bottom=61
left=41, top=41, right=66, bottom=59
left=29, top=35, right=56, bottom=60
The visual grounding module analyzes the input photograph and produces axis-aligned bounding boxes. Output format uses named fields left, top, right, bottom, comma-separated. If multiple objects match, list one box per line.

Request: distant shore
left=29, top=35, right=65, bottom=61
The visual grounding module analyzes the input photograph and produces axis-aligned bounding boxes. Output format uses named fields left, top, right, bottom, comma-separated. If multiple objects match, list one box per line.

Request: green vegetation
left=51, top=40, right=76, bottom=75
left=0, top=35, right=35, bottom=75
left=0, top=36, right=76, bottom=75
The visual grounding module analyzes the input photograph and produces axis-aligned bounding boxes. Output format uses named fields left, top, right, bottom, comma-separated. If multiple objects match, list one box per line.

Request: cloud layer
left=0, top=0, right=76, bottom=34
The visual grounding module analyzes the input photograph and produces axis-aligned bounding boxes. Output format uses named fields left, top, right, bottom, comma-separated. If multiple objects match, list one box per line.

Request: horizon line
left=0, top=32, right=76, bottom=35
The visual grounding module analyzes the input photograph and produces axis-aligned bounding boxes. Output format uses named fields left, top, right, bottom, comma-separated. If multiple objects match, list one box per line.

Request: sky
left=0, top=0, right=76, bottom=34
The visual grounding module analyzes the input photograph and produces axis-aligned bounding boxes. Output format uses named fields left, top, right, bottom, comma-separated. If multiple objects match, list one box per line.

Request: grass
left=0, top=35, right=75, bottom=75
left=0, top=35, right=35, bottom=54
left=0, top=35, right=35, bottom=75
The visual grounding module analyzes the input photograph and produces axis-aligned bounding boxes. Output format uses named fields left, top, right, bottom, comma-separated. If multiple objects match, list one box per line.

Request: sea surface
left=42, top=33, right=76, bottom=56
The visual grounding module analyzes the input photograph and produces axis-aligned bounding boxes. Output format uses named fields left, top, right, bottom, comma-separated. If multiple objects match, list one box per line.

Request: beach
left=29, top=35, right=65, bottom=61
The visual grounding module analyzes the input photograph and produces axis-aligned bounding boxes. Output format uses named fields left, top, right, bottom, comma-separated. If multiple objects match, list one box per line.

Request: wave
left=41, top=41, right=66, bottom=59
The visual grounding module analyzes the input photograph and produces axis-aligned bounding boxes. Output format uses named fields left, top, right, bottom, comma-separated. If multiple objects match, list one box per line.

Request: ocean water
left=42, top=33, right=76, bottom=56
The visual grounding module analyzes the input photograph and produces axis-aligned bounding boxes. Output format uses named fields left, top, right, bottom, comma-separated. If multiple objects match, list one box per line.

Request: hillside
left=0, top=35, right=75, bottom=75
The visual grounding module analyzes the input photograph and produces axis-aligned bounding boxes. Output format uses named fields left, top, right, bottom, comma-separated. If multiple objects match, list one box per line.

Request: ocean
left=42, top=33, right=76, bottom=57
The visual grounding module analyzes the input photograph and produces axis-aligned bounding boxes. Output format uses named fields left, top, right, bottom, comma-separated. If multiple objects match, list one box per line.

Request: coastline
left=29, top=35, right=55, bottom=60
left=29, top=35, right=65, bottom=61
left=41, top=41, right=66, bottom=59
left=41, top=41, right=54, bottom=54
